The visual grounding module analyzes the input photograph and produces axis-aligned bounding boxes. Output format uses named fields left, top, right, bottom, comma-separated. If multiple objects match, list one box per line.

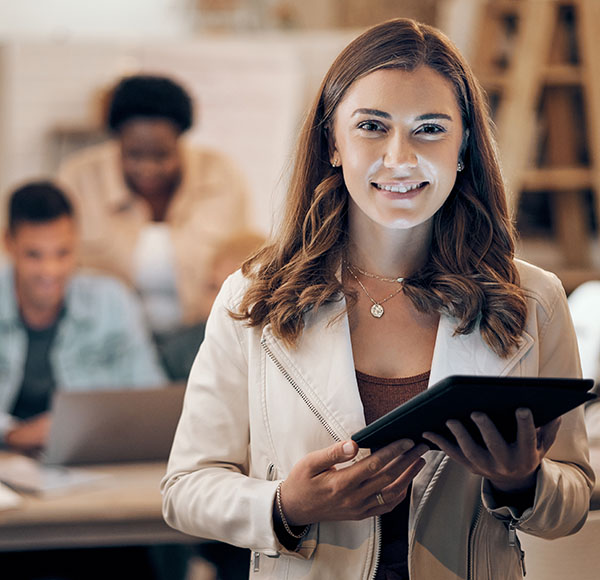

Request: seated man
left=0, top=180, right=167, bottom=452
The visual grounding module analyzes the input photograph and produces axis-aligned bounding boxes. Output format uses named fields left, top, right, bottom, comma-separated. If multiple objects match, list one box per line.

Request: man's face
left=5, top=216, right=78, bottom=314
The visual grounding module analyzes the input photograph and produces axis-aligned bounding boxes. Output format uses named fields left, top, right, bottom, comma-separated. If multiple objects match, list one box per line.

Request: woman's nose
left=383, top=135, right=417, bottom=169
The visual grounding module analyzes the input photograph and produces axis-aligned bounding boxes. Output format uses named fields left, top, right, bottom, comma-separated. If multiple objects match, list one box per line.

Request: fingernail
left=342, top=441, right=354, bottom=455
left=517, top=408, right=529, bottom=419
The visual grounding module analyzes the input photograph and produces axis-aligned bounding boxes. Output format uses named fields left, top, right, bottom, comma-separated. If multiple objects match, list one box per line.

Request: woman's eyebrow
left=415, top=113, right=453, bottom=121
left=352, top=108, right=391, bottom=119
left=351, top=109, right=454, bottom=122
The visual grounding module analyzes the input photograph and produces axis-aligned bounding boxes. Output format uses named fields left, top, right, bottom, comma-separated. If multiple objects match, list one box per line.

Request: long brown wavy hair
left=234, top=18, right=527, bottom=358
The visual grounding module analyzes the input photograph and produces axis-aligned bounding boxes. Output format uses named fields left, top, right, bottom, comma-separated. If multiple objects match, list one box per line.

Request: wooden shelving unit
left=472, top=0, right=600, bottom=292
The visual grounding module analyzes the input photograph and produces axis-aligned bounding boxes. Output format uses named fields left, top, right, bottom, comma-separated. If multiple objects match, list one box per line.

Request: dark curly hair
left=107, top=74, right=194, bottom=134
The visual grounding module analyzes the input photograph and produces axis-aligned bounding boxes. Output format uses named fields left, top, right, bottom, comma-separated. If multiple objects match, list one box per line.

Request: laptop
left=0, top=384, right=186, bottom=494
left=42, top=383, right=186, bottom=466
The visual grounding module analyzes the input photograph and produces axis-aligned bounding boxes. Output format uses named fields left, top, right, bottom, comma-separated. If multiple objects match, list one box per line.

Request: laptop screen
left=42, top=384, right=186, bottom=465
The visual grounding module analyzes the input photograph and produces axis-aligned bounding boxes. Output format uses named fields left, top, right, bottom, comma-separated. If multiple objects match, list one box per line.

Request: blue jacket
left=0, top=266, right=167, bottom=436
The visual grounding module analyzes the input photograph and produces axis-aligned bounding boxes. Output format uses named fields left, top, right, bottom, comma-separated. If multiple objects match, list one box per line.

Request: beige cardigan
left=58, top=140, right=250, bottom=324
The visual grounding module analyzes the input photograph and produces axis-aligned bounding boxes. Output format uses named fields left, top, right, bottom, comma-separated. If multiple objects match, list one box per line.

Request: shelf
left=479, top=65, right=581, bottom=90
left=473, top=0, right=600, bottom=272
left=521, top=167, right=593, bottom=191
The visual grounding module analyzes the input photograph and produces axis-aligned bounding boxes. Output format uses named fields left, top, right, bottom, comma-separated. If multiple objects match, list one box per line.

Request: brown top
left=356, top=369, right=430, bottom=425
left=356, top=369, right=430, bottom=580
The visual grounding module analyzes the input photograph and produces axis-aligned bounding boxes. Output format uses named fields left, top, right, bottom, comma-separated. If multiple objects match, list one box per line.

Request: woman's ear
left=329, top=143, right=341, bottom=168
left=325, top=123, right=341, bottom=168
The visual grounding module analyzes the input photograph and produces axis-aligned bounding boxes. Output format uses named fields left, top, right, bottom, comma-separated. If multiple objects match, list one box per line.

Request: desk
left=0, top=461, right=198, bottom=552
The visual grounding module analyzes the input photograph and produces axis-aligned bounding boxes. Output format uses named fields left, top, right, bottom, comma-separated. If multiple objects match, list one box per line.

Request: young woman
left=161, top=19, right=593, bottom=580
left=58, top=74, right=250, bottom=331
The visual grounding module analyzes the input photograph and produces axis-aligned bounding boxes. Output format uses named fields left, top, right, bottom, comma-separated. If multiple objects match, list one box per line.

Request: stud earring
left=331, top=159, right=340, bottom=168
left=457, top=160, right=464, bottom=172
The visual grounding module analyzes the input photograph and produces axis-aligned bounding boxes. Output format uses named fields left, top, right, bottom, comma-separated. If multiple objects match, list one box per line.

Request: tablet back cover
left=352, top=375, right=595, bottom=449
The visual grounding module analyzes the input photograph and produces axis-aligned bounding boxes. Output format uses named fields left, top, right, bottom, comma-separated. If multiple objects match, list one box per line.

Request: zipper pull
left=508, top=521, right=526, bottom=576
left=253, top=551, right=260, bottom=573
left=508, top=520, right=517, bottom=547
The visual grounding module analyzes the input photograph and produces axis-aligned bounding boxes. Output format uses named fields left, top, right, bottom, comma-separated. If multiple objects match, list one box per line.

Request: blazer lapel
left=429, top=314, right=535, bottom=385
left=261, top=297, right=367, bottom=442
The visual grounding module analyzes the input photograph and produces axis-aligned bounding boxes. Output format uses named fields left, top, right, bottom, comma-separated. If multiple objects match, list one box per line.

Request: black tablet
left=351, top=375, right=596, bottom=449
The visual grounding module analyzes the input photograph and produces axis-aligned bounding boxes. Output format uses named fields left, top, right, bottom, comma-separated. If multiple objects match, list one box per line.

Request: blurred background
left=1, top=0, right=596, bottom=293
left=0, top=0, right=453, bottom=234
left=0, top=0, right=475, bottom=262
left=1, top=3, right=600, bottom=580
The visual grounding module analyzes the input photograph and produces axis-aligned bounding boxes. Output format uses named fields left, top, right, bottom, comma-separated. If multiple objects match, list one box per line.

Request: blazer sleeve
left=483, top=273, right=595, bottom=539
left=160, top=273, right=282, bottom=554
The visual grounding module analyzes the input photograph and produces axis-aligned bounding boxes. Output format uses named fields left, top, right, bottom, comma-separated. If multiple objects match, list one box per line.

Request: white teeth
left=376, top=182, right=423, bottom=193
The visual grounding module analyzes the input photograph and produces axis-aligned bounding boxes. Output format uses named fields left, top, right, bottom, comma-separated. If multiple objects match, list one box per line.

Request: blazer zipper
left=261, top=337, right=382, bottom=580
left=508, top=519, right=526, bottom=577
left=467, top=501, right=483, bottom=580
left=261, top=337, right=341, bottom=443
left=253, top=462, right=277, bottom=573
left=369, top=517, right=382, bottom=580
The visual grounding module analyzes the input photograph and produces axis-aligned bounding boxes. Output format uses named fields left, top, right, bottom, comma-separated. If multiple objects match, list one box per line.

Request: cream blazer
left=58, top=140, right=250, bottom=324
left=162, top=259, right=593, bottom=580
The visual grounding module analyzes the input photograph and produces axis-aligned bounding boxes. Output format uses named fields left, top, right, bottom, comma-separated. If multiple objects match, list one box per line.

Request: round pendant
left=370, top=303, right=384, bottom=318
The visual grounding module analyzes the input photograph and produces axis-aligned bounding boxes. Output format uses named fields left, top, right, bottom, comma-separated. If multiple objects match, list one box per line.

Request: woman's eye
left=417, top=124, right=446, bottom=135
left=357, top=121, right=385, bottom=132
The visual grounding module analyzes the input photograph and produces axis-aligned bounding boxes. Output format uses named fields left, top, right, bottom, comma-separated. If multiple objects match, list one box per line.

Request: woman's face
left=331, top=66, right=465, bottom=232
left=119, top=118, right=182, bottom=199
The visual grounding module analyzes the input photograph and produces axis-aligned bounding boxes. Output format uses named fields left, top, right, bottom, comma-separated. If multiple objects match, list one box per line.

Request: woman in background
left=58, top=74, right=250, bottom=335
left=162, top=19, right=592, bottom=579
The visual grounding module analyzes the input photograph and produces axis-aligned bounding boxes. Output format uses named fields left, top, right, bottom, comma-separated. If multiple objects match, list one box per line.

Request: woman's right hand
left=278, top=438, right=429, bottom=526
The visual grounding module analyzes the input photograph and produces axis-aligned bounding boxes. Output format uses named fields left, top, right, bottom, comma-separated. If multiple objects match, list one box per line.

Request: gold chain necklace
left=345, top=263, right=404, bottom=318
left=343, top=260, right=405, bottom=283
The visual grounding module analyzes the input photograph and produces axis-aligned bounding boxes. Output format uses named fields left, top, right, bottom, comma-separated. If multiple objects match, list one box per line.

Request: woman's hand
left=278, top=438, right=429, bottom=526
left=422, top=408, right=561, bottom=493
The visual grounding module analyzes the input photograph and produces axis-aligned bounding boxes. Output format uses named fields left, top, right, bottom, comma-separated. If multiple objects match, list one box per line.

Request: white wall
left=0, top=0, right=194, bottom=40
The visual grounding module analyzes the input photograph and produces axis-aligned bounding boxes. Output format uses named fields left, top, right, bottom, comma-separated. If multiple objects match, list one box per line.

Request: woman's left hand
left=423, top=408, right=561, bottom=493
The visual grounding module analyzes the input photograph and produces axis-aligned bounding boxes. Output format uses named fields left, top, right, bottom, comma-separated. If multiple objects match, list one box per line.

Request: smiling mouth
left=373, top=181, right=428, bottom=194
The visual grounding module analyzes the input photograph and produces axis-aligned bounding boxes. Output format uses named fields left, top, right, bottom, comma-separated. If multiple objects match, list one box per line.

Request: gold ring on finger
left=376, top=492, right=385, bottom=506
